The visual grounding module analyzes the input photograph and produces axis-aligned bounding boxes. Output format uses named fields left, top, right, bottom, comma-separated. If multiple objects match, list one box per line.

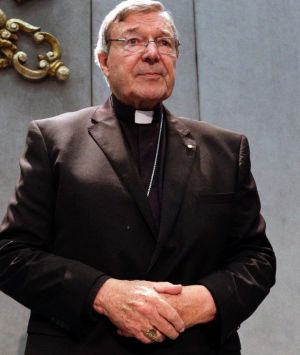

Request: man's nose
left=142, top=41, right=160, bottom=62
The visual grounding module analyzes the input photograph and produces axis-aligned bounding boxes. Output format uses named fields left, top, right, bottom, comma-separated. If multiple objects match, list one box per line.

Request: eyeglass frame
left=107, top=36, right=180, bottom=56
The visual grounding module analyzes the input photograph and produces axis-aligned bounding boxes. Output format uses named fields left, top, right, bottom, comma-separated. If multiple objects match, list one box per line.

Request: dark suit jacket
left=0, top=100, right=276, bottom=355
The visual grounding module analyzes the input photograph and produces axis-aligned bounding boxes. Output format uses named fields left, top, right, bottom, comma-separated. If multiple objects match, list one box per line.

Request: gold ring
left=144, top=328, right=158, bottom=341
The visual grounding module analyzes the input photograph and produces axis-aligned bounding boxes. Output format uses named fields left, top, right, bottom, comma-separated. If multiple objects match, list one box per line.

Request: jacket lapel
left=88, top=101, right=158, bottom=239
left=147, top=111, right=197, bottom=272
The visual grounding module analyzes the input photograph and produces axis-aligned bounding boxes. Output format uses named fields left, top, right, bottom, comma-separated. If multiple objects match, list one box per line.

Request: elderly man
left=0, top=1, right=275, bottom=354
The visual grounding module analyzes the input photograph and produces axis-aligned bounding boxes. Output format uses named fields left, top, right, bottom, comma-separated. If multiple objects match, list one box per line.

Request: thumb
left=153, top=282, right=182, bottom=295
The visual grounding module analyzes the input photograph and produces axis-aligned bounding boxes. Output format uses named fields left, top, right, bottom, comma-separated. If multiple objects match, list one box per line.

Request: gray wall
left=0, top=0, right=298, bottom=354
left=0, top=0, right=92, bottom=212
left=0, top=1, right=92, bottom=354
left=195, top=1, right=300, bottom=354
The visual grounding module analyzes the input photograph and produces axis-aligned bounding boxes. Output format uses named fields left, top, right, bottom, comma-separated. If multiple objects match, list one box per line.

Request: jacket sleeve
left=0, top=121, right=105, bottom=335
left=199, top=135, right=276, bottom=344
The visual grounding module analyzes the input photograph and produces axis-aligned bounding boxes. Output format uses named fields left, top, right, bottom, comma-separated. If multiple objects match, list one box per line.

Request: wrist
left=196, top=285, right=217, bottom=323
left=93, top=278, right=115, bottom=315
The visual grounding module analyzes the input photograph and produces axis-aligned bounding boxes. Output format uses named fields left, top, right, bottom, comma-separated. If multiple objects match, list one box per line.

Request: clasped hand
left=93, top=278, right=185, bottom=344
left=93, top=279, right=216, bottom=344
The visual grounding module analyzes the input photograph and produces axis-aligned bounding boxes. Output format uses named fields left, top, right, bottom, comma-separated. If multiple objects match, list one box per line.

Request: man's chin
left=132, top=92, right=170, bottom=109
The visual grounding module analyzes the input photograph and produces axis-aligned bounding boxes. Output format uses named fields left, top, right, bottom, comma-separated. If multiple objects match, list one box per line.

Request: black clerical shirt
left=112, top=94, right=165, bottom=226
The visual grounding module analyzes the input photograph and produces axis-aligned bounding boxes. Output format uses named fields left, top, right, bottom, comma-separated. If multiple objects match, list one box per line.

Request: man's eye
left=157, top=38, right=172, bottom=47
left=126, top=38, right=141, bottom=46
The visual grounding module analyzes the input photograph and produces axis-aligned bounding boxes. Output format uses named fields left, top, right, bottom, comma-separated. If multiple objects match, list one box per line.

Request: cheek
left=109, top=66, right=132, bottom=88
left=166, top=70, right=176, bottom=92
left=164, top=60, right=177, bottom=82
left=110, top=63, right=136, bottom=85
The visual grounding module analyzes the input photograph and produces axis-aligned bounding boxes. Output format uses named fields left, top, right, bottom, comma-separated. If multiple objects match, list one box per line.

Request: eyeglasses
left=108, top=36, right=180, bottom=55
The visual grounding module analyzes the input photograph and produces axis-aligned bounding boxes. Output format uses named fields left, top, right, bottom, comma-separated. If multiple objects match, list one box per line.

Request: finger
left=145, top=329, right=165, bottom=343
left=153, top=282, right=182, bottom=295
left=156, top=332, right=166, bottom=342
left=136, top=331, right=155, bottom=344
left=156, top=299, right=185, bottom=333
left=151, top=314, right=180, bottom=340
left=142, top=328, right=165, bottom=343
left=117, top=328, right=154, bottom=344
left=117, top=327, right=165, bottom=343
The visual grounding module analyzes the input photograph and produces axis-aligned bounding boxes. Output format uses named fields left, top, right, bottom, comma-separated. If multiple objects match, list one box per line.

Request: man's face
left=98, top=11, right=178, bottom=110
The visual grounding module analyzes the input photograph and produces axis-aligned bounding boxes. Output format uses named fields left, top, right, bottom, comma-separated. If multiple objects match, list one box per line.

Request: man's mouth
left=138, top=72, right=162, bottom=78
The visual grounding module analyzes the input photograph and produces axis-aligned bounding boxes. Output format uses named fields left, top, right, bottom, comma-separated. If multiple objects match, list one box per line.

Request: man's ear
left=98, top=53, right=110, bottom=77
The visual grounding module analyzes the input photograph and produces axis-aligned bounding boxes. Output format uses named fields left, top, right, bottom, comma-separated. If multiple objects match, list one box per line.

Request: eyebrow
left=121, top=27, right=139, bottom=36
left=120, top=26, right=173, bottom=37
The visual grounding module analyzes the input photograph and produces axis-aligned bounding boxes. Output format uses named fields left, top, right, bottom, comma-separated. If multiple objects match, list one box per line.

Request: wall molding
left=0, top=8, right=70, bottom=80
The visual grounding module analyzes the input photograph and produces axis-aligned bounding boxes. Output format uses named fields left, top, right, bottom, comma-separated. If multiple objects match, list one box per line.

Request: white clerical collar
left=134, top=110, right=154, bottom=124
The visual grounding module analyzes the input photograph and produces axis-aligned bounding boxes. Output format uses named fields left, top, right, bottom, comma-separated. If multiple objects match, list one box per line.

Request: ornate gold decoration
left=0, top=8, right=70, bottom=80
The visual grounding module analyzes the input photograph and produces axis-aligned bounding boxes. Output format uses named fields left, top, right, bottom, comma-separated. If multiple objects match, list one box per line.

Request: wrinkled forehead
left=109, top=11, right=175, bottom=38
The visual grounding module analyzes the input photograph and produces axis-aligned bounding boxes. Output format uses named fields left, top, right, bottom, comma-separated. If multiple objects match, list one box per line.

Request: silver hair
left=94, top=0, right=179, bottom=67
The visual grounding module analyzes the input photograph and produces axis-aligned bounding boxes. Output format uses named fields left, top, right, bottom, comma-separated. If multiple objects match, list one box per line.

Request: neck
left=111, top=94, right=162, bottom=124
